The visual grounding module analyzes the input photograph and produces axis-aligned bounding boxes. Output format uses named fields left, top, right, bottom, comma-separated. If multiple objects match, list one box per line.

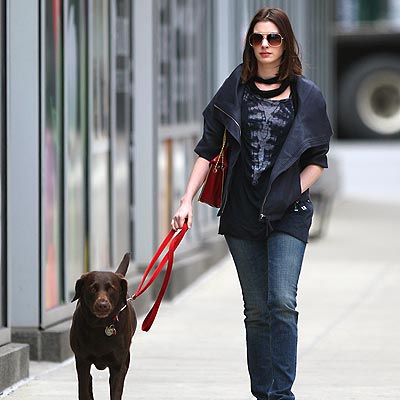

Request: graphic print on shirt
left=242, top=87, right=294, bottom=185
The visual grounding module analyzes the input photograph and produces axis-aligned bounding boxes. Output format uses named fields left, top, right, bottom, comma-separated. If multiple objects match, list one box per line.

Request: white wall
left=331, top=142, right=400, bottom=204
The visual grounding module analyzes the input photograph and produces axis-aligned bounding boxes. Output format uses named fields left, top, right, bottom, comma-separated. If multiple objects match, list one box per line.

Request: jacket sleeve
left=300, top=145, right=329, bottom=169
left=194, top=101, right=225, bottom=161
left=300, top=79, right=334, bottom=144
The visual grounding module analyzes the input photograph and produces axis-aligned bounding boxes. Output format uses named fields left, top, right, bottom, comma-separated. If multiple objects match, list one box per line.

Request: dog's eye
left=90, top=284, right=98, bottom=294
left=106, top=284, right=117, bottom=293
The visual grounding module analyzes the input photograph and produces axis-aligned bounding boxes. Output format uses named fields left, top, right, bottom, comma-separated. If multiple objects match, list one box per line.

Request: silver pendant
left=105, top=324, right=117, bottom=337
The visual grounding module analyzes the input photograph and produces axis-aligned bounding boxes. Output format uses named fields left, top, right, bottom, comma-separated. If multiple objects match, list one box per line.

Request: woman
left=172, top=7, right=333, bottom=400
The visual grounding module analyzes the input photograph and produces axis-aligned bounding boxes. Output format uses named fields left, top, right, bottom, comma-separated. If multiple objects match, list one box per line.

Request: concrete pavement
left=1, top=198, right=400, bottom=399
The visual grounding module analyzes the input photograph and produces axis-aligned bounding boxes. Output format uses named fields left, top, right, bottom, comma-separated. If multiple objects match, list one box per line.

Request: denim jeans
left=225, top=232, right=306, bottom=400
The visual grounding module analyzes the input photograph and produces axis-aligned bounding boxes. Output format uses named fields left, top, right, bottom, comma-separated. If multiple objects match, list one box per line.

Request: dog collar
left=104, top=310, right=122, bottom=337
left=105, top=324, right=117, bottom=337
left=104, top=298, right=134, bottom=337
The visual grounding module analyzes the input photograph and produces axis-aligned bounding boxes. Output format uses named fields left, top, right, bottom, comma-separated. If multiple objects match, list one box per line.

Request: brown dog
left=70, top=253, right=137, bottom=400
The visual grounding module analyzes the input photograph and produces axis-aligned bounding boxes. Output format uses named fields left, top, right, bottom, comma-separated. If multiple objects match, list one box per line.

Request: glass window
left=113, top=0, right=133, bottom=265
left=42, top=0, right=64, bottom=310
left=158, top=0, right=210, bottom=125
left=157, top=0, right=215, bottom=239
left=65, top=0, right=87, bottom=301
left=90, top=0, right=111, bottom=269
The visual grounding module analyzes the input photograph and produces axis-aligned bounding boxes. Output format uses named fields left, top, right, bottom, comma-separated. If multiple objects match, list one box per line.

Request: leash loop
left=132, top=222, right=189, bottom=331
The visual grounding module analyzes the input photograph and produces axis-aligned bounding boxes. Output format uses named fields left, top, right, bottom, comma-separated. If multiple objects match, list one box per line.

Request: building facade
left=0, top=0, right=334, bottom=391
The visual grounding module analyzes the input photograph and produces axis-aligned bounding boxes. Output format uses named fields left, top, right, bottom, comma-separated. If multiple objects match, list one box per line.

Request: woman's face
left=251, top=21, right=284, bottom=71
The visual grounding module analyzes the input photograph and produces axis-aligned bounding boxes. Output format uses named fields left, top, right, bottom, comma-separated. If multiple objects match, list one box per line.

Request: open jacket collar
left=201, top=64, right=333, bottom=220
left=209, top=64, right=332, bottom=174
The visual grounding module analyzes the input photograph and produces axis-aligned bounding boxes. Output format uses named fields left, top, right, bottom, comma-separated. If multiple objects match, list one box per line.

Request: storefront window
left=158, top=0, right=209, bottom=125
left=42, top=0, right=63, bottom=310
left=40, top=0, right=132, bottom=312
left=65, top=0, right=87, bottom=300
left=157, top=0, right=214, bottom=237
left=90, top=0, right=111, bottom=269
left=113, top=0, right=133, bottom=264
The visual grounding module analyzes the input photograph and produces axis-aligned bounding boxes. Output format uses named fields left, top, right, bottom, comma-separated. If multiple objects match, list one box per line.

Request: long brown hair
left=241, top=8, right=302, bottom=83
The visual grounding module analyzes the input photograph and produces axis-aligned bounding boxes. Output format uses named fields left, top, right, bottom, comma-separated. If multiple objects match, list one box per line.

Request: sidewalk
left=2, top=198, right=400, bottom=400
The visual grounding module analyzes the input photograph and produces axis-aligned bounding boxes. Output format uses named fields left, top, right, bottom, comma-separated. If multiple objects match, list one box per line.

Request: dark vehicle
left=335, top=0, right=400, bottom=140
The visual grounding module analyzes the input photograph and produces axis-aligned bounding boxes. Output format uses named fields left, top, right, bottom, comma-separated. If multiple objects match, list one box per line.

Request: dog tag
left=105, top=324, right=117, bottom=337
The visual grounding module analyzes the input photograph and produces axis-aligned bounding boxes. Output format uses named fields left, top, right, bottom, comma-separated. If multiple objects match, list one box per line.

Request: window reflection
left=157, top=0, right=216, bottom=238
left=43, top=0, right=63, bottom=310
left=90, top=0, right=111, bottom=269
left=113, top=0, right=133, bottom=265
left=158, top=0, right=208, bottom=125
left=65, top=0, right=87, bottom=300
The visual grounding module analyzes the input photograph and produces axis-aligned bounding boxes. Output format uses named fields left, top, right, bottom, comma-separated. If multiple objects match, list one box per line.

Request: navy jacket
left=195, top=64, right=333, bottom=229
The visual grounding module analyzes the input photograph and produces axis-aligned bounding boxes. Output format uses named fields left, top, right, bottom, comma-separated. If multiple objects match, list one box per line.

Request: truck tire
left=338, top=55, right=400, bottom=139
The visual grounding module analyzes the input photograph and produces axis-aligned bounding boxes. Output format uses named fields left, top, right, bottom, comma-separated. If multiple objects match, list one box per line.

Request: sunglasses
left=249, top=32, right=284, bottom=48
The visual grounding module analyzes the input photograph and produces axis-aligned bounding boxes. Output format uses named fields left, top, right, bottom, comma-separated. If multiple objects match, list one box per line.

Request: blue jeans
left=225, top=232, right=306, bottom=400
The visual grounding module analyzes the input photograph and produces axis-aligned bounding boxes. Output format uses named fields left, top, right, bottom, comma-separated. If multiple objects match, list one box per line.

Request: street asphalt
left=1, top=198, right=400, bottom=400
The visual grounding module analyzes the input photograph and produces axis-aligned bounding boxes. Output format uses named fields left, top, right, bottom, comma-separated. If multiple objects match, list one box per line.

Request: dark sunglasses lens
left=250, top=33, right=263, bottom=46
left=267, top=33, right=282, bottom=46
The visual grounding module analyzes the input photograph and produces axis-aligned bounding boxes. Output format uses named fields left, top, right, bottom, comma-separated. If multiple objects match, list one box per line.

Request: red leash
left=131, top=222, right=189, bottom=331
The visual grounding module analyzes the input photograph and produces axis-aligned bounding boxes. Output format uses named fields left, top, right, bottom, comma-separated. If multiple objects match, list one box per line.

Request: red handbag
left=198, top=129, right=228, bottom=208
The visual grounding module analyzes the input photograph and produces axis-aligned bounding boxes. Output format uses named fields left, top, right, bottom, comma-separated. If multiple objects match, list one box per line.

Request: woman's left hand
left=300, top=164, right=324, bottom=193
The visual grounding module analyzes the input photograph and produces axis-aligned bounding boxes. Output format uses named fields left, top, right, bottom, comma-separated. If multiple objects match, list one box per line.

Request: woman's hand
left=300, top=164, right=324, bottom=193
left=170, top=156, right=211, bottom=231
left=171, top=199, right=192, bottom=231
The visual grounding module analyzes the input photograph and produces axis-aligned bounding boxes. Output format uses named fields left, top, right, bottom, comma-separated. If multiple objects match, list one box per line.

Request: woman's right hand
left=171, top=199, right=193, bottom=231
left=170, top=156, right=210, bottom=231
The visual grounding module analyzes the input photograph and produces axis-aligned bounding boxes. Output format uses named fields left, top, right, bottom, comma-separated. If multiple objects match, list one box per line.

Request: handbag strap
left=215, top=129, right=227, bottom=166
left=131, top=222, right=189, bottom=331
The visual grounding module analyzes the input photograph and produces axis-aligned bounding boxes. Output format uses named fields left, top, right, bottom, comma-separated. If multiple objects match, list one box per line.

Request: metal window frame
left=0, top=0, right=10, bottom=344
left=132, top=0, right=158, bottom=264
left=7, top=0, right=41, bottom=328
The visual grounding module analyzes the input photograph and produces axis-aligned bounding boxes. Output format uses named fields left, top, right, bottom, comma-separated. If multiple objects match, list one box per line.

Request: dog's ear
left=71, top=274, right=88, bottom=302
left=119, top=277, right=128, bottom=305
left=115, top=253, right=130, bottom=277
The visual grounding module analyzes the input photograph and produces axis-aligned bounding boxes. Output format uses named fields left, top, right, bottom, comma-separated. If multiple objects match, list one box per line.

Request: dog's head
left=71, top=253, right=130, bottom=319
